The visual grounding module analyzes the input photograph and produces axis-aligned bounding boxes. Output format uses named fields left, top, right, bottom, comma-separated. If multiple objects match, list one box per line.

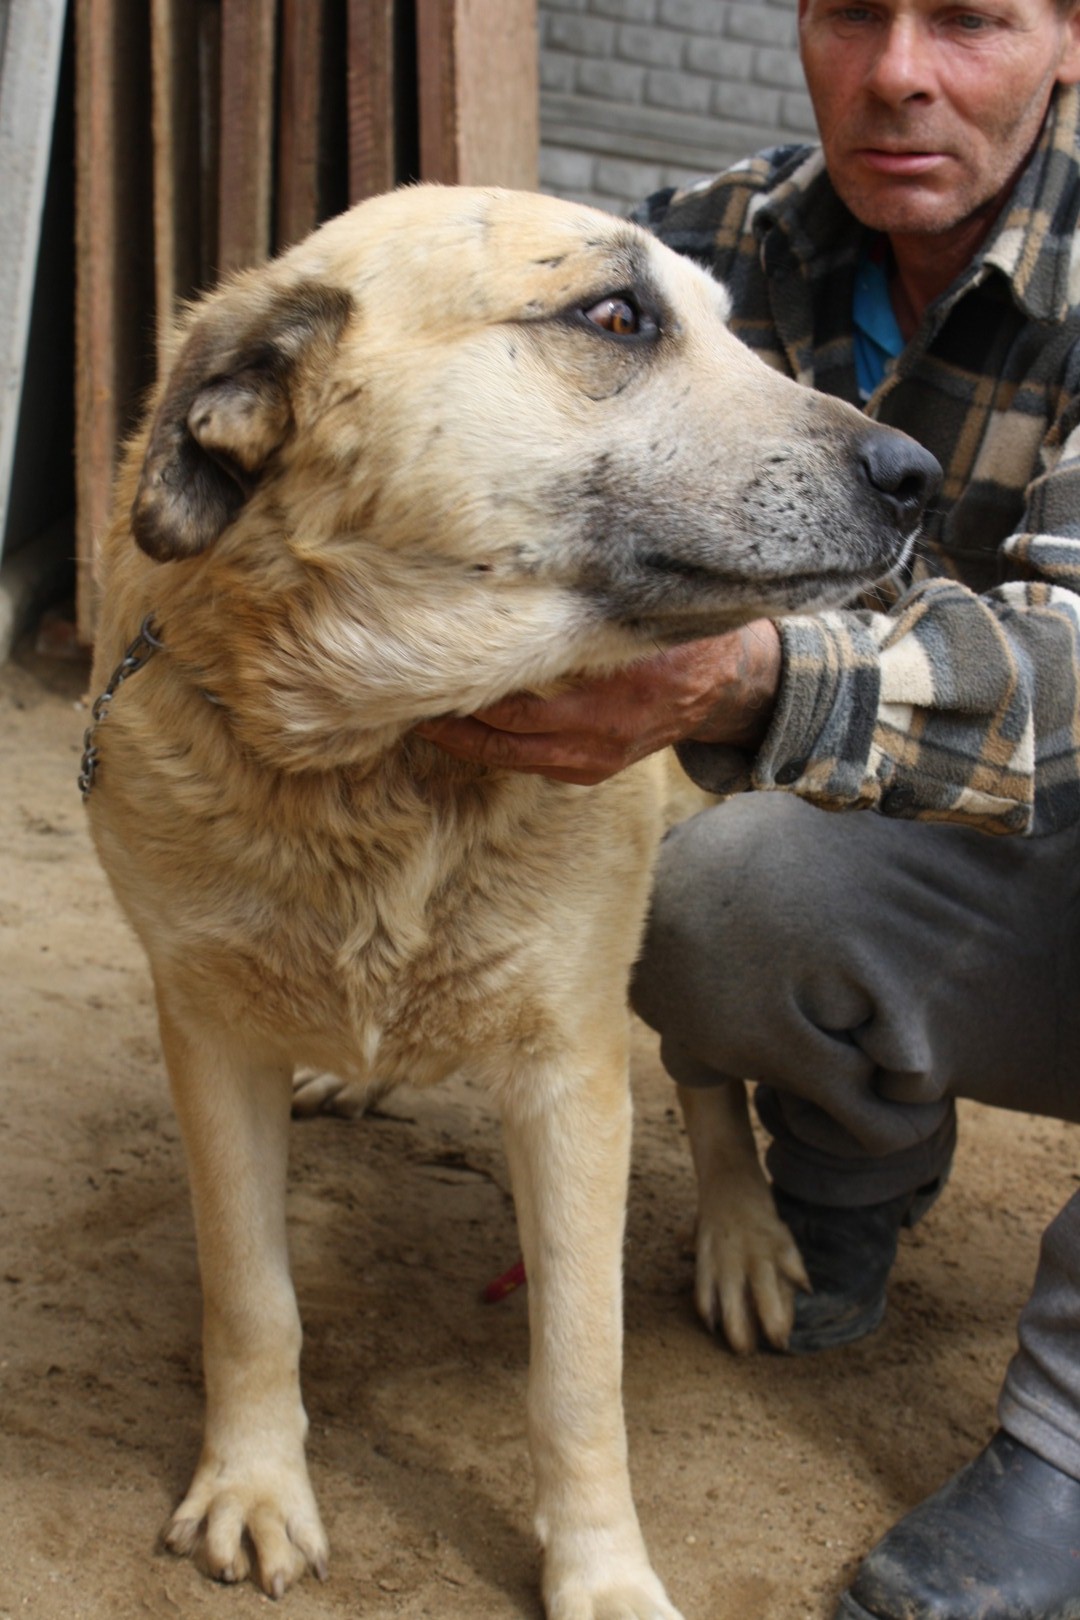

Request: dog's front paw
left=694, top=1180, right=810, bottom=1354
left=546, top=1568, right=685, bottom=1620
left=165, top=1447, right=329, bottom=1598
left=544, top=1533, right=684, bottom=1620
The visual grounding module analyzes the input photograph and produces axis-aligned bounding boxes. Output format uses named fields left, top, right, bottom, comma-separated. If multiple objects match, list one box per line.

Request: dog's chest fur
left=93, top=691, right=660, bottom=1089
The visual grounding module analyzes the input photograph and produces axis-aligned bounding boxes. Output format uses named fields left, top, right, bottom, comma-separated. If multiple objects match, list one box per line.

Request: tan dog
left=84, top=184, right=937, bottom=1618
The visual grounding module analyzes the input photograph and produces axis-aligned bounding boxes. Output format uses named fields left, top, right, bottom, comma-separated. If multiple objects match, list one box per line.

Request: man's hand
left=414, top=620, right=782, bottom=785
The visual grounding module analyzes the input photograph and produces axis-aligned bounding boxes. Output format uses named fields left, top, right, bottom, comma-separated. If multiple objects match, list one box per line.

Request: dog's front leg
left=156, top=998, right=328, bottom=1596
left=501, top=1036, right=684, bottom=1620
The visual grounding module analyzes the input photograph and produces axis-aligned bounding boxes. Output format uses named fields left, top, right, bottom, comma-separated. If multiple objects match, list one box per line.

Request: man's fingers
left=414, top=715, right=498, bottom=753
left=414, top=715, right=632, bottom=783
left=413, top=715, right=543, bottom=768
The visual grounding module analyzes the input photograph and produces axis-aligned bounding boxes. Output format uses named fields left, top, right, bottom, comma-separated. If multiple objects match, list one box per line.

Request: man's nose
left=864, top=18, right=937, bottom=105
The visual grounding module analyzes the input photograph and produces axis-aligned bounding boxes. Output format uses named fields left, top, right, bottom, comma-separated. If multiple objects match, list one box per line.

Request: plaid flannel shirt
left=640, top=85, right=1080, bottom=836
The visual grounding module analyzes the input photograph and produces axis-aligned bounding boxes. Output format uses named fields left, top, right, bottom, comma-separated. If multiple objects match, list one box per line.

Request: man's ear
left=1057, top=6, right=1080, bottom=86
left=131, top=280, right=353, bottom=562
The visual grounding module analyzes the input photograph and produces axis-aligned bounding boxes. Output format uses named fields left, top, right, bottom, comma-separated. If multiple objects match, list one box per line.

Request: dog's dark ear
left=131, top=281, right=353, bottom=561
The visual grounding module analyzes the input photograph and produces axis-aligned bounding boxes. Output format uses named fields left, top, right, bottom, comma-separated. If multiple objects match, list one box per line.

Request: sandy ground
left=2, top=627, right=1078, bottom=1620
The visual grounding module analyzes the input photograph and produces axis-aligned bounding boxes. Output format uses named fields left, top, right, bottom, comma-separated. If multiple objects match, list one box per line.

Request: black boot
left=775, top=1172, right=947, bottom=1354
left=835, top=1430, right=1080, bottom=1620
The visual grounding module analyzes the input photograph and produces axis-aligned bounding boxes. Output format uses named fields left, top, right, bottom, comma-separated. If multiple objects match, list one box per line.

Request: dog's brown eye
left=585, top=296, right=640, bottom=336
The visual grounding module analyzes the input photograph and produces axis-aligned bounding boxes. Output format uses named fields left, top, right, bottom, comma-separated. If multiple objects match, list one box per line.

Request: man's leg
left=632, top=790, right=1080, bottom=1620
left=633, top=792, right=1080, bottom=1174
left=838, top=1191, right=1080, bottom=1620
left=633, top=791, right=1080, bottom=1341
left=1003, top=1191, right=1080, bottom=1478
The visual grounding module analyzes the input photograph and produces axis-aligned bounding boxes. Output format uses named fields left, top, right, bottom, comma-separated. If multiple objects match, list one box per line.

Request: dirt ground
left=2, top=627, right=1078, bottom=1620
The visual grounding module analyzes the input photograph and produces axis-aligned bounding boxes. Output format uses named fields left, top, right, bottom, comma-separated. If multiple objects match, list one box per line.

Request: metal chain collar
left=78, top=616, right=163, bottom=800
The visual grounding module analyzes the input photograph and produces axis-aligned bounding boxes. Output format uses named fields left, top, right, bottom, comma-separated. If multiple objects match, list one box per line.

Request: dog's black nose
left=859, top=431, right=941, bottom=524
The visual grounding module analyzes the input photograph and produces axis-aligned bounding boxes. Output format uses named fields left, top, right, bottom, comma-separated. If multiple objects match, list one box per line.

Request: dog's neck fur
left=115, top=618, right=552, bottom=823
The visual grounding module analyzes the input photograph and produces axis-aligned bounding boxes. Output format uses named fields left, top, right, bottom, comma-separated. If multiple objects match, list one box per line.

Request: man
left=420, top=3, right=1080, bottom=1618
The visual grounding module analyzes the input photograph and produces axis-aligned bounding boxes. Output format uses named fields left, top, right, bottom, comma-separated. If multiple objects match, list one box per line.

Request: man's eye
left=584, top=296, right=642, bottom=336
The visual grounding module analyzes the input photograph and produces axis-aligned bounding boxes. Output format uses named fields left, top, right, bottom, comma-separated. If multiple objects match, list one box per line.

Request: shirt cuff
left=676, top=612, right=883, bottom=807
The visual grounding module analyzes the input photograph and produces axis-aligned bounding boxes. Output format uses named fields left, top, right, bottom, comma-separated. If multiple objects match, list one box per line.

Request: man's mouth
left=856, top=148, right=950, bottom=177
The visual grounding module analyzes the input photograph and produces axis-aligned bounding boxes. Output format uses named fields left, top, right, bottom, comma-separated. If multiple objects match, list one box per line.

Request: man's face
left=798, top=1, right=1080, bottom=242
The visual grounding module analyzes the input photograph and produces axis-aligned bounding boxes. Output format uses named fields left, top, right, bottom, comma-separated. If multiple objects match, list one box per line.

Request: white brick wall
left=538, top=0, right=816, bottom=214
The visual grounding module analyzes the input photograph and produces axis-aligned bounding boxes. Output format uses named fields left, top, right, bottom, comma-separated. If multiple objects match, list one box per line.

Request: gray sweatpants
left=630, top=791, right=1080, bottom=1480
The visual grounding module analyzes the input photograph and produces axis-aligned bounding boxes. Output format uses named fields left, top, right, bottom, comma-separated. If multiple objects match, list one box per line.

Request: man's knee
left=631, top=792, right=833, bottom=1038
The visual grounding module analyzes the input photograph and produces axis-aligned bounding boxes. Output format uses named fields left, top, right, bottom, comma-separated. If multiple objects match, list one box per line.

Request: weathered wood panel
left=417, top=0, right=537, bottom=189
left=348, top=0, right=398, bottom=202
left=150, top=0, right=203, bottom=369
left=218, top=0, right=277, bottom=273
left=74, top=0, right=154, bottom=641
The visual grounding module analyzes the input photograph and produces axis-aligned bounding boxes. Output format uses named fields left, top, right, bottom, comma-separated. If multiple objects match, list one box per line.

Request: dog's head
left=125, top=186, right=938, bottom=757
